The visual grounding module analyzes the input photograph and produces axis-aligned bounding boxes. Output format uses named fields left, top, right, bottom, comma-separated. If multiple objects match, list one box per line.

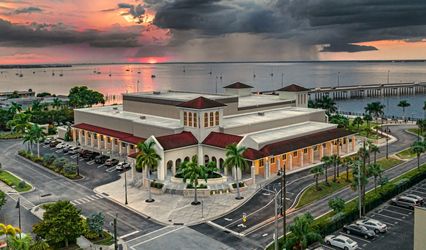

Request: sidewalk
left=94, top=175, right=257, bottom=225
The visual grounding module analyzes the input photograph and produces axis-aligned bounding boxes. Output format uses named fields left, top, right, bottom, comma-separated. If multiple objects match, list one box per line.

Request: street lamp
left=76, top=141, right=80, bottom=176
left=120, top=153, right=128, bottom=205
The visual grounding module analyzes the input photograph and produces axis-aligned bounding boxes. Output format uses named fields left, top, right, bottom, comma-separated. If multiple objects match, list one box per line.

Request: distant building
left=0, top=96, right=68, bottom=110
left=414, top=206, right=426, bottom=250
left=72, top=83, right=356, bottom=186
left=0, top=90, right=35, bottom=99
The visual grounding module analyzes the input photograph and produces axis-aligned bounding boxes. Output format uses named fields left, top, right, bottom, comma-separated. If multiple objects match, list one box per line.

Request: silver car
left=324, top=235, right=358, bottom=250
left=356, top=218, right=387, bottom=233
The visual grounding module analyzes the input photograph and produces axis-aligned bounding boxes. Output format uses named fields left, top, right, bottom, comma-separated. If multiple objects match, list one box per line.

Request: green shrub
left=53, top=157, right=67, bottom=170
left=64, top=163, right=77, bottom=175
left=232, top=182, right=245, bottom=188
left=43, top=154, right=56, bottom=165
left=150, top=181, right=164, bottom=189
left=186, top=183, right=207, bottom=189
left=18, top=181, right=27, bottom=189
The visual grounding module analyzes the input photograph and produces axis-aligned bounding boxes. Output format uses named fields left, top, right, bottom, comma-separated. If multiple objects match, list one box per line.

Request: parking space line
left=106, top=167, right=116, bottom=172
left=410, top=190, right=426, bottom=195
left=373, top=213, right=404, bottom=222
left=95, top=194, right=104, bottom=198
left=72, top=200, right=82, bottom=205
left=70, top=155, right=78, bottom=159
left=387, top=205, right=414, bottom=214
left=87, top=161, right=95, bottom=165
left=339, top=232, right=372, bottom=243
left=380, top=207, right=409, bottom=216
left=97, top=164, right=105, bottom=168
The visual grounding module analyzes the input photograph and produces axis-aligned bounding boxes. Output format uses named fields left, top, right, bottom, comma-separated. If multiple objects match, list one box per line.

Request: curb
left=2, top=170, right=36, bottom=194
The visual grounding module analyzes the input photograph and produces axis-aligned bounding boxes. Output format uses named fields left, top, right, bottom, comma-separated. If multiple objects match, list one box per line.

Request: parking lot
left=38, top=139, right=129, bottom=188
left=318, top=179, right=426, bottom=250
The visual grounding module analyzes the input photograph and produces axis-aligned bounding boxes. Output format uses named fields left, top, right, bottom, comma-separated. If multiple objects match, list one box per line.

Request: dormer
left=223, top=82, right=253, bottom=96
left=176, top=96, right=226, bottom=141
left=277, top=84, right=310, bottom=107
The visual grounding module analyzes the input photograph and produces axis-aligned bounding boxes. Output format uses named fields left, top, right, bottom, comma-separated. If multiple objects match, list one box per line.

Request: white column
left=251, top=165, right=256, bottom=185
left=346, top=137, right=350, bottom=153
left=118, top=141, right=123, bottom=155
left=97, top=135, right=101, bottom=151
left=78, top=129, right=83, bottom=145
left=265, top=160, right=270, bottom=179
left=90, top=133, right=95, bottom=148
left=172, top=161, right=176, bottom=176
left=319, top=144, right=324, bottom=159
left=300, top=150, right=304, bottom=168
left=111, top=138, right=115, bottom=154
left=330, top=142, right=334, bottom=155
left=289, top=154, right=293, bottom=171
left=84, top=131, right=89, bottom=146
left=126, top=144, right=131, bottom=155
left=72, top=129, right=77, bottom=144
left=197, top=145, right=203, bottom=165
left=157, top=151, right=165, bottom=181
left=310, top=148, right=314, bottom=164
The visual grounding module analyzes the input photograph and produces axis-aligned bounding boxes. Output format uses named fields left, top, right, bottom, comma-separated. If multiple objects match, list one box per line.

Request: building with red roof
left=72, top=83, right=356, bottom=186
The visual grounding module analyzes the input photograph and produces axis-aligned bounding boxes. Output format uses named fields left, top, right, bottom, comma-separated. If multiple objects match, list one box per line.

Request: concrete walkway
left=95, top=175, right=258, bottom=225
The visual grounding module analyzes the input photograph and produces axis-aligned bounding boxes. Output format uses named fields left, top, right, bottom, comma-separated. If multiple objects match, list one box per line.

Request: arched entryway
left=175, top=158, right=182, bottom=175
left=219, top=158, right=225, bottom=174
left=167, top=160, right=173, bottom=177
left=204, top=155, right=209, bottom=164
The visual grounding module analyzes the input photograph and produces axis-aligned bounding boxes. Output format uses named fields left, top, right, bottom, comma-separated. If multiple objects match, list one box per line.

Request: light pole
left=76, top=142, right=80, bottom=177
left=16, top=198, right=21, bottom=239
left=357, top=161, right=362, bottom=219
left=121, top=153, right=128, bottom=205
left=113, top=213, right=118, bottom=250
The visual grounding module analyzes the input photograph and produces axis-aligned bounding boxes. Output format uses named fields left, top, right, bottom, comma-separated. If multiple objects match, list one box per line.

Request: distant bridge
left=308, top=82, right=426, bottom=101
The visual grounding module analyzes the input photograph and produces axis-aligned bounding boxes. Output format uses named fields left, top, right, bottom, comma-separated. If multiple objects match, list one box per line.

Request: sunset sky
left=1, top=0, right=426, bottom=64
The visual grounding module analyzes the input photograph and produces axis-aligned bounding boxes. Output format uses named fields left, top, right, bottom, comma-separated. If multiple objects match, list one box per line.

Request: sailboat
left=59, top=70, right=63, bottom=77
left=52, top=70, right=55, bottom=76
left=183, top=66, right=186, bottom=73
left=19, top=70, right=23, bottom=77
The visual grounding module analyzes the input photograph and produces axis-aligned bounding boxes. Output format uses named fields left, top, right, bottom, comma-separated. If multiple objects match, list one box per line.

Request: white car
left=324, top=235, right=358, bottom=250
left=404, top=193, right=424, bottom=204
left=116, top=162, right=131, bottom=171
left=356, top=218, right=387, bottom=233
left=55, top=143, right=67, bottom=149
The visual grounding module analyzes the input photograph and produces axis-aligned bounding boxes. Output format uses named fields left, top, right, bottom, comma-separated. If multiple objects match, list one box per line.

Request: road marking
left=130, top=227, right=184, bottom=249
left=106, top=167, right=116, bottom=172
left=97, top=164, right=105, bottom=168
left=339, top=232, right=372, bottom=243
left=224, top=218, right=232, bottom=221
left=207, top=221, right=245, bottom=237
left=95, top=193, right=104, bottom=198
left=382, top=207, right=410, bottom=216
left=126, top=227, right=173, bottom=243
left=70, top=155, right=78, bottom=159
left=373, top=212, right=404, bottom=222
left=387, top=204, right=414, bottom=213
left=119, top=230, right=140, bottom=239
left=87, top=160, right=95, bottom=165
left=262, top=233, right=268, bottom=237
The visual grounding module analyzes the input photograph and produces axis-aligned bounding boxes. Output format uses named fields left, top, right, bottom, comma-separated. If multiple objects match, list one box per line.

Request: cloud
left=151, top=0, right=426, bottom=53
left=321, top=43, right=378, bottom=53
left=0, top=18, right=142, bottom=48
left=13, top=6, right=42, bottom=14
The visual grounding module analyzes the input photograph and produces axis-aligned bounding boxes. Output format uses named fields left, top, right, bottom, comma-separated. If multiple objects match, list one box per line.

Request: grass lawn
left=0, top=131, right=22, bottom=139
left=396, top=148, right=417, bottom=159
left=407, top=128, right=425, bottom=138
left=0, top=170, right=32, bottom=192
left=91, top=231, right=114, bottom=246
left=295, top=157, right=402, bottom=209
left=348, top=120, right=383, bottom=139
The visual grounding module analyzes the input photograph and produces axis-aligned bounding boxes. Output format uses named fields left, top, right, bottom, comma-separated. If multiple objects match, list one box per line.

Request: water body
left=0, top=61, right=425, bottom=115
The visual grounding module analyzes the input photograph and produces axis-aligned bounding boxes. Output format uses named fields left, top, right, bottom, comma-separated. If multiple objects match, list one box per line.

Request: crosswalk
left=70, top=193, right=104, bottom=205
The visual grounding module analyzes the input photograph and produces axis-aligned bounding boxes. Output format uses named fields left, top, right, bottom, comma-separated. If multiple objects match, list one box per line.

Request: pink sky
left=1, top=0, right=426, bottom=64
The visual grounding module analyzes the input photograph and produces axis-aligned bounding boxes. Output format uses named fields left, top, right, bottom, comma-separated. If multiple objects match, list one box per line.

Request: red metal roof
left=223, top=82, right=253, bottom=89
left=277, top=84, right=309, bottom=92
left=156, top=131, right=198, bottom=150
left=176, top=96, right=226, bottom=109
left=261, top=128, right=353, bottom=156
left=202, top=132, right=243, bottom=148
left=73, top=123, right=144, bottom=145
left=243, top=148, right=267, bottom=160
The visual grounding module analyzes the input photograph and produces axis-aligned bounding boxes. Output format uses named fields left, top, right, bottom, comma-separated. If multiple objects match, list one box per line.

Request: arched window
left=188, top=112, right=193, bottom=126
left=215, top=111, right=219, bottom=125
left=204, top=155, right=209, bottom=164
left=204, top=113, right=209, bottom=127
left=193, top=113, right=198, bottom=127
left=175, top=158, right=182, bottom=171
left=183, top=112, right=188, bottom=126
left=210, top=112, right=214, bottom=126
left=184, top=156, right=190, bottom=162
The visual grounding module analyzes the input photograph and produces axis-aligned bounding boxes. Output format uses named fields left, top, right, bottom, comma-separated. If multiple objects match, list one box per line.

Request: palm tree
left=352, top=116, right=364, bottom=133
left=7, top=113, right=31, bottom=134
left=397, top=100, right=410, bottom=121
left=316, top=95, right=337, bottom=115
left=364, top=102, right=385, bottom=122
left=321, top=156, right=332, bottom=185
left=179, top=156, right=207, bottom=205
left=31, top=100, right=44, bottom=112
left=369, top=144, right=380, bottom=164
left=410, top=141, right=425, bottom=170
left=23, top=130, right=36, bottom=154
left=416, top=119, right=426, bottom=139
left=423, top=101, right=426, bottom=119
left=286, top=213, right=322, bottom=250
left=368, top=163, right=383, bottom=192
left=310, top=165, right=324, bottom=191
left=52, top=97, right=63, bottom=110
left=342, top=156, right=354, bottom=182
left=7, top=234, right=32, bottom=250
left=224, top=144, right=248, bottom=200
left=330, top=154, right=341, bottom=182
left=30, top=237, right=50, bottom=250
left=136, top=140, right=161, bottom=203
left=28, top=124, right=45, bottom=157
left=8, top=102, right=22, bottom=115
left=363, top=114, right=373, bottom=138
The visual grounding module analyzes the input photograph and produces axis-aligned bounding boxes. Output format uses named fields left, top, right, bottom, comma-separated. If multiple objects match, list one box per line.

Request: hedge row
left=19, top=150, right=81, bottom=180
left=273, top=163, right=426, bottom=250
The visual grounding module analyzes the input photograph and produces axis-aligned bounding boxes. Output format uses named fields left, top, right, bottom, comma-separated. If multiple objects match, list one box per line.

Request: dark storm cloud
left=13, top=6, right=42, bottom=14
left=321, top=43, right=378, bottom=53
left=0, top=18, right=141, bottom=48
left=152, top=0, right=426, bottom=52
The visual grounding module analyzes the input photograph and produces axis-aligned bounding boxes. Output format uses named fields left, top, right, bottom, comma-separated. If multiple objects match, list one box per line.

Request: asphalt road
left=0, top=139, right=163, bottom=242
left=190, top=125, right=418, bottom=248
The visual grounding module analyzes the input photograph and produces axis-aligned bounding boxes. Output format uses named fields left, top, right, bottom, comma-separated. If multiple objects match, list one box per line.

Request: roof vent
left=140, top=116, right=146, bottom=120
left=153, top=91, right=161, bottom=95
left=258, top=112, right=265, bottom=116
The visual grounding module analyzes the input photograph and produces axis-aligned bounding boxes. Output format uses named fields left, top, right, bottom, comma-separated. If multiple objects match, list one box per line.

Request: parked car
left=78, top=149, right=91, bottom=157
left=390, top=195, right=421, bottom=209
left=105, top=158, right=119, bottom=167
left=43, top=138, right=53, bottom=145
left=343, top=224, right=375, bottom=239
left=69, top=147, right=80, bottom=155
left=83, top=152, right=100, bottom=161
left=55, top=143, right=67, bottom=149
left=356, top=218, right=387, bottom=234
left=116, top=162, right=131, bottom=171
left=95, top=155, right=109, bottom=164
left=49, top=140, right=61, bottom=147
left=404, top=193, right=424, bottom=205
left=324, top=235, right=358, bottom=250
left=62, top=145, right=74, bottom=153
